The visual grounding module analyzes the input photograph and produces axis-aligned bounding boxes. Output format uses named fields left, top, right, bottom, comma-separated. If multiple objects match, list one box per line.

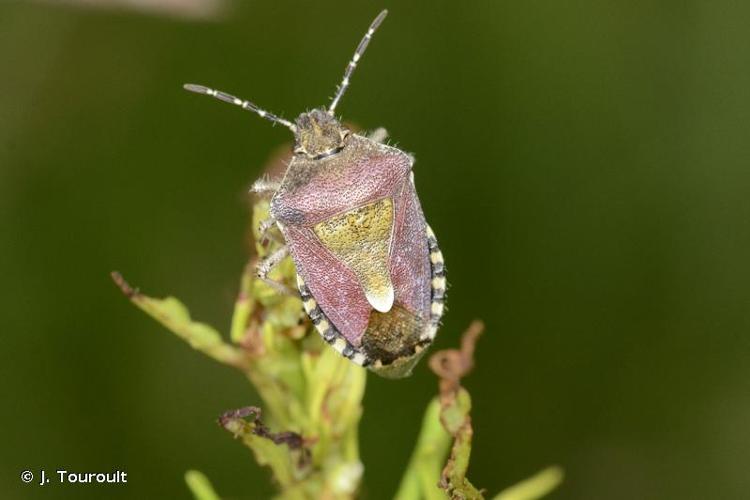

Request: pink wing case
left=272, top=144, right=431, bottom=346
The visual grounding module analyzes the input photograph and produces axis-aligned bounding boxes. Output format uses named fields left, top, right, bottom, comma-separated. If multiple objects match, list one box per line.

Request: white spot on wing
left=366, top=286, right=394, bottom=313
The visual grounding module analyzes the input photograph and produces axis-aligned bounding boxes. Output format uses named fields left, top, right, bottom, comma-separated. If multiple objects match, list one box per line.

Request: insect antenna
left=183, top=84, right=296, bottom=132
left=328, top=9, right=388, bottom=115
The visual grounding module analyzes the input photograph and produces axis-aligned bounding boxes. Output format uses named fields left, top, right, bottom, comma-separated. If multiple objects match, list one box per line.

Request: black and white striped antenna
left=182, top=84, right=296, bottom=132
left=328, top=9, right=388, bottom=115
left=183, top=10, right=388, bottom=127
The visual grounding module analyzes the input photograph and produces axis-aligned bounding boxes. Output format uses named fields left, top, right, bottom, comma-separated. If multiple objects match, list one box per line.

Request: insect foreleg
left=251, top=177, right=281, bottom=196
left=257, top=216, right=282, bottom=242
left=255, top=246, right=295, bottom=296
left=367, top=127, right=388, bottom=143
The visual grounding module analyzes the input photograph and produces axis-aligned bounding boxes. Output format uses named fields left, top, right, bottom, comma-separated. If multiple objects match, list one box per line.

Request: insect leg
left=258, top=217, right=277, bottom=238
left=256, top=246, right=295, bottom=296
left=367, top=127, right=389, bottom=143
left=256, top=216, right=285, bottom=246
left=250, top=176, right=281, bottom=196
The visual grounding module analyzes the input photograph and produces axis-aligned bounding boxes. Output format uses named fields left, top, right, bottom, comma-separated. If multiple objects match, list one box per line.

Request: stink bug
left=184, top=10, right=445, bottom=378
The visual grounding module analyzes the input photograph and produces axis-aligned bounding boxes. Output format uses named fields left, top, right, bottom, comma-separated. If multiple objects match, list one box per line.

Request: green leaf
left=185, top=470, right=221, bottom=500
left=111, top=272, right=248, bottom=370
left=230, top=263, right=256, bottom=344
left=493, top=467, right=564, bottom=500
left=219, top=407, right=307, bottom=489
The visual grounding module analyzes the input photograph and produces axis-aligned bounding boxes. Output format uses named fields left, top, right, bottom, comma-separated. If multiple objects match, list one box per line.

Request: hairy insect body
left=184, top=10, right=445, bottom=377
left=272, top=127, right=439, bottom=377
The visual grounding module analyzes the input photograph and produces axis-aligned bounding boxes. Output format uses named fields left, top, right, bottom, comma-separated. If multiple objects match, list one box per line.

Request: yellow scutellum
left=113, top=198, right=562, bottom=500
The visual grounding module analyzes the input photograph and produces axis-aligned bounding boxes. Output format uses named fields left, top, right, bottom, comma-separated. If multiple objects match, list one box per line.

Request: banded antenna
left=183, top=84, right=296, bottom=132
left=328, top=9, right=388, bottom=115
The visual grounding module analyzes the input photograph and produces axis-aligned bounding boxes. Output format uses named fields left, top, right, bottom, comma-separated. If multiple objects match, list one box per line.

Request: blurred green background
left=2, top=0, right=749, bottom=498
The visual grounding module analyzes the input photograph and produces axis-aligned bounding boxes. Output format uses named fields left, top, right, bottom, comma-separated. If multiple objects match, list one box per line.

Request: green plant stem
left=394, top=397, right=452, bottom=500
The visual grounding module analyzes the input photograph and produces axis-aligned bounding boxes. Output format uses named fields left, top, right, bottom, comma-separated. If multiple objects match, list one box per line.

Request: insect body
left=184, top=10, right=445, bottom=378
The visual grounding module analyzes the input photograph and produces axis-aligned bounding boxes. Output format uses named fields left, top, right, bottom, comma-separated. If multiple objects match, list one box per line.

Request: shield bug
left=184, top=10, right=445, bottom=378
